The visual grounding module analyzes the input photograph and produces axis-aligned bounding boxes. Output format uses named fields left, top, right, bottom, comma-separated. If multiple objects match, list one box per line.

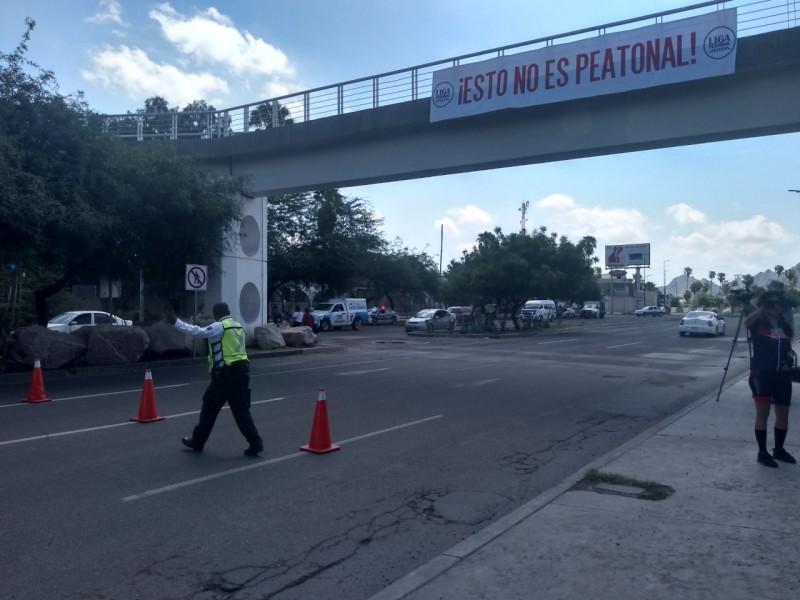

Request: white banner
left=430, top=9, right=737, bottom=122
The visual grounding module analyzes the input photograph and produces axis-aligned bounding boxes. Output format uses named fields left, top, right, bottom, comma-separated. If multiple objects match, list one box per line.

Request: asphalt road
left=0, top=313, right=752, bottom=599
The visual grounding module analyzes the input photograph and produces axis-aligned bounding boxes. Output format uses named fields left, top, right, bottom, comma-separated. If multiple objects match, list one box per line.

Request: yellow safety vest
left=208, top=316, right=248, bottom=371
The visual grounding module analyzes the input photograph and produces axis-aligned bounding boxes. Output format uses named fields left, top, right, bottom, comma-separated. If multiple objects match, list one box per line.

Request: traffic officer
left=165, top=302, right=264, bottom=457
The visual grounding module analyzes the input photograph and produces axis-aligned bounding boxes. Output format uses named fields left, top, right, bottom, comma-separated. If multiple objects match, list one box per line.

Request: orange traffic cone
left=22, top=359, right=50, bottom=403
left=131, top=369, right=165, bottom=423
left=300, top=388, right=340, bottom=454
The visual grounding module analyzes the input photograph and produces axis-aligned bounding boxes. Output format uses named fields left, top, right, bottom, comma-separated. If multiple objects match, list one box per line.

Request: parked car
left=559, top=307, right=576, bottom=318
left=447, top=306, right=473, bottom=318
left=521, top=299, right=556, bottom=322
left=678, top=311, right=725, bottom=337
left=368, top=306, right=398, bottom=325
left=634, top=306, right=664, bottom=317
left=47, top=310, right=133, bottom=333
left=580, top=301, right=606, bottom=319
left=406, top=309, right=455, bottom=333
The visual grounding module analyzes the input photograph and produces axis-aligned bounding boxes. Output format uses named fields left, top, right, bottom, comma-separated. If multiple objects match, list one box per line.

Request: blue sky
left=3, top=1, right=798, bottom=289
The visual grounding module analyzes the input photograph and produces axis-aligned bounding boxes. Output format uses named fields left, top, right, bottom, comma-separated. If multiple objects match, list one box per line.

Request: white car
left=405, top=309, right=455, bottom=333
left=635, top=306, right=664, bottom=317
left=47, top=311, right=133, bottom=333
left=678, top=311, right=725, bottom=337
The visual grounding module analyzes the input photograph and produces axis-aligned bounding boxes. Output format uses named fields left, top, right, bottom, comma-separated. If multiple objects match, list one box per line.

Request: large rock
left=281, top=326, right=318, bottom=347
left=85, top=326, right=150, bottom=366
left=7, top=325, right=87, bottom=369
left=254, top=323, right=286, bottom=349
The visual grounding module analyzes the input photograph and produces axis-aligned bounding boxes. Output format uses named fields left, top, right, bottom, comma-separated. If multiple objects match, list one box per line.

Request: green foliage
left=1, top=23, right=247, bottom=324
left=441, top=227, right=598, bottom=317
left=249, top=101, right=293, bottom=129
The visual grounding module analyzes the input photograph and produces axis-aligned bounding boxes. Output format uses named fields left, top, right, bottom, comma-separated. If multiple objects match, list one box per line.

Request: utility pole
left=663, top=259, right=670, bottom=303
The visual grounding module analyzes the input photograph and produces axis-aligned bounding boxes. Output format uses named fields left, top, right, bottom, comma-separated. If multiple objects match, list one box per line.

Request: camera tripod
left=715, top=307, right=752, bottom=402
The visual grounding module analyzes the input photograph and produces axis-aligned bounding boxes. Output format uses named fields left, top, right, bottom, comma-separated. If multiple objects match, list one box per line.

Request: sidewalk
left=370, top=377, right=800, bottom=600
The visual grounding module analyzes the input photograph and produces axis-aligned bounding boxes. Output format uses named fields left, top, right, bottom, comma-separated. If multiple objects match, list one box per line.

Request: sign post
left=185, top=264, right=208, bottom=358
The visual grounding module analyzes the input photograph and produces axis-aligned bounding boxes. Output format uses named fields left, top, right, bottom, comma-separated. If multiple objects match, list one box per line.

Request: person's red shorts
left=749, top=370, right=792, bottom=406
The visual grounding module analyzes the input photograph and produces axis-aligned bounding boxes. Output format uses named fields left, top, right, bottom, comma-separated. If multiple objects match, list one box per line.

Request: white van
left=520, top=299, right=556, bottom=323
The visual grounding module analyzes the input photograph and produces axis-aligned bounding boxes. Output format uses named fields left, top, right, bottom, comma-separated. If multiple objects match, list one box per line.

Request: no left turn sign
left=185, top=264, right=208, bottom=291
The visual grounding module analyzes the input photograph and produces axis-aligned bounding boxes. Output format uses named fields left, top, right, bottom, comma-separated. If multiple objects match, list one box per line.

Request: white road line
left=1, top=383, right=190, bottom=409
left=606, top=341, right=643, bottom=349
left=336, top=368, right=391, bottom=376
left=0, top=397, right=285, bottom=446
left=456, top=378, right=500, bottom=388
left=251, top=359, right=387, bottom=378
left=536, top=338, right=579, bottom=345
left=122, top=414, right=444, bottom=502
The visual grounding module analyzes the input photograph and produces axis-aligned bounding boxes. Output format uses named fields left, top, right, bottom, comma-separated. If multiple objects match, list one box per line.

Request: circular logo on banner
left=186, top=265, right=207, bottom=290
left=432, top=82, right=455, bottom=108
left=704, top=26, right=736, bottom=59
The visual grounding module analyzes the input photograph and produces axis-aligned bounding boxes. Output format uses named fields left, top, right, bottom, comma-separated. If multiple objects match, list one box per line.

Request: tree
left=249, top=100, right=293, bottom=130
left=179, top=99, right=218, bottom=138
left=690, top=281, right=703, bottom=297
left=683, top=289, right=692, bottom=303
left=785, top=268, right=797, bottom=290
left=138, top=95, right=176, bottom=137
left=683, top=267, right=692, bottom=293
left=774, top=265, right=785, bottom=282
left=266, top=190, right=388, bottom=301
left=708, top=271, right=716, bottom=293
left=1, top=23, right=248, bottom=324
left=441, top=227, right=597, bottom=327
left=717, top=272, right=726, bottom=294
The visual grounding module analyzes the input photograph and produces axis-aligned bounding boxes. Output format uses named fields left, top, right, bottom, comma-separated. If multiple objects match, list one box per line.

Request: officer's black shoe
left=243, top=444, right=263, bottom=457
left=181, top=437, right=203, bottom=452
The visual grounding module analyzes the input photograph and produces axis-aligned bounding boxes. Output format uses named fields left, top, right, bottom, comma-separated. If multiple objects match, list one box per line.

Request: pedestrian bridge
left=103, top=1, right=800, bottom=334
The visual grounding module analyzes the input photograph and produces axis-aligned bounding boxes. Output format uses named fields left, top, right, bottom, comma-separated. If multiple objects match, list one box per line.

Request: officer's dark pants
left=192, top=361, right=263, bottom=449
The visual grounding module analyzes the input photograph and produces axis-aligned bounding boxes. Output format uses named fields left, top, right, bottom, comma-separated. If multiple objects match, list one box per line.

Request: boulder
left=281, top=326, right=318, bottom=347
left=145, top=320, right=207, bottom=355
left=254, top=323, right=286, bottom=349
left=85, top=326, right=150, bottom=366
left=7, top=325, right=87, bottom=369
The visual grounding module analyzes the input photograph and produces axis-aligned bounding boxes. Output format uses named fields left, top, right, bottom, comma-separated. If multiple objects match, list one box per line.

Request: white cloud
left=666, top=203, right=707, bottom=225
left=436, top=217, right=460, bottom=236
left=87, top=0, right=124, bottom=25
left=535, top=193, right=575, bottom=209
left=82, top=46, right=229, bottom=108
left=446, top=205, right=493, bottom=226
left=149, top=4, right=295, bottom=79
left=670, top=215, right=791, bottom=258
left=535, top=193, right=646, bottom=241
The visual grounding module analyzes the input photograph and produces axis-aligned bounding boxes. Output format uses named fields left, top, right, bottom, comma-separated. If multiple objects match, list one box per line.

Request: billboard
left=605, top=244, right=650, bottom=269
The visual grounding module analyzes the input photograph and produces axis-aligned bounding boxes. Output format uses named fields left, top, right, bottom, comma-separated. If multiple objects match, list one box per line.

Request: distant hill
left=662, top=262, right=800, bottom=296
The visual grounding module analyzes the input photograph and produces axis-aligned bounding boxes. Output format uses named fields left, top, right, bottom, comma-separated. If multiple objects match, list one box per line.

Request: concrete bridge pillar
left=206, top=196, right=269, bottom=341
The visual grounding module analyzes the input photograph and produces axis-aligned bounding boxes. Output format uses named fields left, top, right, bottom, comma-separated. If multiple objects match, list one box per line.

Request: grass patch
left=582, top=468, right=674, bottom=501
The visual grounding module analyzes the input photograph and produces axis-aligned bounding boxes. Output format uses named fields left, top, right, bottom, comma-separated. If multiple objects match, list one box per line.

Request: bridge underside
left=177, top=29, right=800, bottom=197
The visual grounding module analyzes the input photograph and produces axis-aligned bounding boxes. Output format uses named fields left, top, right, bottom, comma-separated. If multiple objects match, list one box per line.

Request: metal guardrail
left=103, top=0, right=798, bottom=141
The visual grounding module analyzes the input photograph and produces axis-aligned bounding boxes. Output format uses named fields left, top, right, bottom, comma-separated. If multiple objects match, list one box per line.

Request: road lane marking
left=122, top=414, right=444, bottom=502
left=536, top=338, right=578, bottom=345
left=336, top=368, right=391, bottom=376
left=605, top=342, right=643, bottom=349
left=0, top=397, right=285, bottom=446
left=456, top=378, right=500, bottom=388
left=0, top=383, right=190, bottom=408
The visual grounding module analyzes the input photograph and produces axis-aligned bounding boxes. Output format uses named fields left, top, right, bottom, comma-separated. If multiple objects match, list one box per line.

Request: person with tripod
left=745, top=290, right=796, bottom=467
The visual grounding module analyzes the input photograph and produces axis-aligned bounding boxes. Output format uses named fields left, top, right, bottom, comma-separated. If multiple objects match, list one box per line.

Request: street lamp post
left=663, top=259, right=670, bottom=303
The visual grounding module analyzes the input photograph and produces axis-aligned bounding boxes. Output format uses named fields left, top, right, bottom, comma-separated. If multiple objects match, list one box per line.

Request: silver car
left=405, top=309, right=455, bottom=333
left=47, top=310, right=133, bottom=333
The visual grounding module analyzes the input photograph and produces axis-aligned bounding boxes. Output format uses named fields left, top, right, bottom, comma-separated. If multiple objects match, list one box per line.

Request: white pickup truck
left=312, top=298, right=368, bottom=331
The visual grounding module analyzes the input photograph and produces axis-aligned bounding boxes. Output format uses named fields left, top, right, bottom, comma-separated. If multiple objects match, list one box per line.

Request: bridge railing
left=103, top=0, right=798, bottom=141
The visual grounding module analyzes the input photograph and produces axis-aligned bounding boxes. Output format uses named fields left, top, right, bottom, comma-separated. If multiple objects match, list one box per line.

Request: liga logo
left=703, top=25, right=736, bottom=59
left=432, top=81, right=454, bottom=108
